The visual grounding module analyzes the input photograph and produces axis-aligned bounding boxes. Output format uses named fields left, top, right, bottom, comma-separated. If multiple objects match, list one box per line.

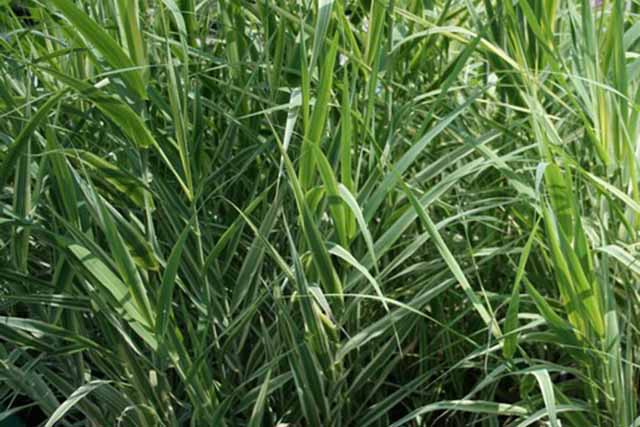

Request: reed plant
left=1, top=0, right=640, bottom=425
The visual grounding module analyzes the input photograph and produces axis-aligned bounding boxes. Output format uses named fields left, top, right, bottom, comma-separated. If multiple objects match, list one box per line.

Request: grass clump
left=1, top=0, right=640, bottom=426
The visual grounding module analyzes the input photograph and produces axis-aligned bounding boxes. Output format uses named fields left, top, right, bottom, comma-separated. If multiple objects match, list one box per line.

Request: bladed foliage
left=1, top=0, right=639, bottom=426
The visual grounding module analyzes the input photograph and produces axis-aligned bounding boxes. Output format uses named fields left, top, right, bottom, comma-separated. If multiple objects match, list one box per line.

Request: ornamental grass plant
left=1, top=0, right=640, bottom=426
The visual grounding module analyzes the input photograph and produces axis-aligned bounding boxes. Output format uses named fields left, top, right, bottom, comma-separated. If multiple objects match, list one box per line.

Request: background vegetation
left=1, top=0, right=640, bottom=425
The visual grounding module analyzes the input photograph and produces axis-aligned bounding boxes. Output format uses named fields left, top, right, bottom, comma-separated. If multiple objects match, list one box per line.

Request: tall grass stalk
left=1, top=0, right=640, bottom=426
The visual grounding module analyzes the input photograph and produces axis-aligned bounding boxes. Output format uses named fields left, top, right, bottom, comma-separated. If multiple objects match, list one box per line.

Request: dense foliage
left=1, top=0, right=640, bottom=426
